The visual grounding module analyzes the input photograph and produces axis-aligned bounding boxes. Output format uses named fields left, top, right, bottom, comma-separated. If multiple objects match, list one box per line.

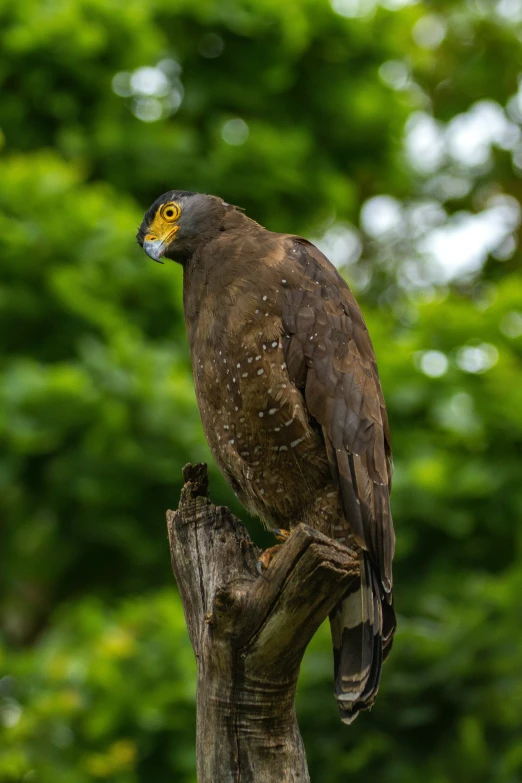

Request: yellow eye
left=160, top=202, right=181, bottom=222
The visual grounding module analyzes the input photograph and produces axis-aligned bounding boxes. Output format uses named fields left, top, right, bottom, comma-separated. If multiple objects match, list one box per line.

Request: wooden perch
left=167, top=463, right=359, bottom=783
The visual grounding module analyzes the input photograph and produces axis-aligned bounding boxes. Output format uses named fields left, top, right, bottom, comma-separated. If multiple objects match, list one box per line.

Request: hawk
left=137, top=191, right=396, bottom=723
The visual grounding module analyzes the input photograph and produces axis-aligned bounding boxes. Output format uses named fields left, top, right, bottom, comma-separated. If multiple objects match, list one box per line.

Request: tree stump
left=167, top=463, right=358, bottom=783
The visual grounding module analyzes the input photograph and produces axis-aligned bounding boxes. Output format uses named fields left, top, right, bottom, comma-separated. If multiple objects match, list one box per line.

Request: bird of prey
left=137, top=191, right=396, bottom=723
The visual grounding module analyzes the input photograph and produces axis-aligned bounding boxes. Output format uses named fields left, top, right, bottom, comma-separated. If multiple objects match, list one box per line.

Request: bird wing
left=281, top=236, right=394, bottom=594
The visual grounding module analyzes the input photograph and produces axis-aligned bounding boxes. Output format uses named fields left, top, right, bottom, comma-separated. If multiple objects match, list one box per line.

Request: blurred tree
left=1, top=0, right=522, bottom=780
left=0, top=591, right=197, bottom=783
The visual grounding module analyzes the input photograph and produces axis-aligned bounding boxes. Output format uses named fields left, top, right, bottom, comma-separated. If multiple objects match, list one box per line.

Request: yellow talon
left=273, top=528, right=291, bottom=542
left=257, top=544, right=283, bottom=573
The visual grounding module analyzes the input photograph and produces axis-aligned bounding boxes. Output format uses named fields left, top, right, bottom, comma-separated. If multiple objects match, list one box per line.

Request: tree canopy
left=1, top=0, right=522, bottom=781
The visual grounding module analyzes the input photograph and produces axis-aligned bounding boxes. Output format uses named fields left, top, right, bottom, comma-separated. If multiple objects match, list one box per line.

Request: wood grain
left=167, top=463, right=358, bottom=782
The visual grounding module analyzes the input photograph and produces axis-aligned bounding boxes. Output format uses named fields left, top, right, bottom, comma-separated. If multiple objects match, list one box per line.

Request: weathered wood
left=167, top=463, right=358, bottom=783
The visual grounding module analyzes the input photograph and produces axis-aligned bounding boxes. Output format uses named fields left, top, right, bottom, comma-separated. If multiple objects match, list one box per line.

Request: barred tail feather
left=330, top=553, right=395, bottom=724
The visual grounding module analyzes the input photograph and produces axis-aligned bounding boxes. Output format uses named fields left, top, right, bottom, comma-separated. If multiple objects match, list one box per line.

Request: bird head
left=137, top=190, right=228, bottom=264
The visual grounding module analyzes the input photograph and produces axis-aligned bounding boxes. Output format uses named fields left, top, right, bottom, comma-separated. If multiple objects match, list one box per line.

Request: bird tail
left=330, top=552, right=395, bottom=724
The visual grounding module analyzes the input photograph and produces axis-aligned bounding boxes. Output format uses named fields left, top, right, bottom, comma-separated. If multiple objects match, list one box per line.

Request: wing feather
left=281, top=236, right=395, bottom=596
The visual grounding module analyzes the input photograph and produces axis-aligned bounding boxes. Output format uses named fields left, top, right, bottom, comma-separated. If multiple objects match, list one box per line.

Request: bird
left=137, top=190, right=396, bottom=723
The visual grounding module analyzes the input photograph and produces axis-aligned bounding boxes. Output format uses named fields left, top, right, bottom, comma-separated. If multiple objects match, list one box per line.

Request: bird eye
left=160, top=202, right=181, bottom=222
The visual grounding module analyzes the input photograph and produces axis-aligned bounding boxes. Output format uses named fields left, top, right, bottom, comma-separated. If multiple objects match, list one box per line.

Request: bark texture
left=167, top=463, right=358, bottom=783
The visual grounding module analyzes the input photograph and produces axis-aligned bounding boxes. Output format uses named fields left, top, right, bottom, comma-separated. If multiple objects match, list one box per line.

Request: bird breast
left=189, top=286, right=328, bottom=526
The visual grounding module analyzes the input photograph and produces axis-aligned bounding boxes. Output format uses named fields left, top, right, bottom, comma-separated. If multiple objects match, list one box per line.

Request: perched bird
left=137, top=191, right=396, bottom=723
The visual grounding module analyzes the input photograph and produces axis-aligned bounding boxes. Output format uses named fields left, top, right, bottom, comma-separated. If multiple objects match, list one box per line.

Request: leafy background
left=1, top=0, right=522, bottom=780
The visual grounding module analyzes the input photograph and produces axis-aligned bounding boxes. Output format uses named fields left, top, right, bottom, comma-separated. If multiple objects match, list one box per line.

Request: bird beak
left=142, top=225, right=179, bottom=264
left=143, top=238, right=167, bottom=264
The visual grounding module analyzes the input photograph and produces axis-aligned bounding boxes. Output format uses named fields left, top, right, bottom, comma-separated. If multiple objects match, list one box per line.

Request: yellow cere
left=145, top=201, right=182, bottom=243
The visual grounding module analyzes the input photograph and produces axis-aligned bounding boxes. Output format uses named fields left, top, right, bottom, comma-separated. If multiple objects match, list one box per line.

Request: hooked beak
left=143, top=238, right=167, bottom=264
left=142, top=225, right=179, bottom=264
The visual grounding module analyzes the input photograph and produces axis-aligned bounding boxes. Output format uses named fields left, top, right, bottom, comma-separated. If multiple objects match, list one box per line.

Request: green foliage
left=0, top=591, right=196, bottom=783
left=1, top=0, right=522, bottom=780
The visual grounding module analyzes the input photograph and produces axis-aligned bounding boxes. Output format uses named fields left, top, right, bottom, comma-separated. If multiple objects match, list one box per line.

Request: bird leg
left=256, top=529, right=292, bottom=573
left=257, top=544, right=283, bottom=574
left=273, top=528, right=291, bottom=542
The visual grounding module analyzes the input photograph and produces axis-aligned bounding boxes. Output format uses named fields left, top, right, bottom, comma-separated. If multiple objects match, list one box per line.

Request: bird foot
left=256, top=544, right=282, bottom=574
left=256, top=530, right=292, bottom=574
left=273, top=528, right=291, bottom=542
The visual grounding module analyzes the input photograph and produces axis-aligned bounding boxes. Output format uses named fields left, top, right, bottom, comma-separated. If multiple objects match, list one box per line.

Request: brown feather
left=138, top=193, right=396, bottom=722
